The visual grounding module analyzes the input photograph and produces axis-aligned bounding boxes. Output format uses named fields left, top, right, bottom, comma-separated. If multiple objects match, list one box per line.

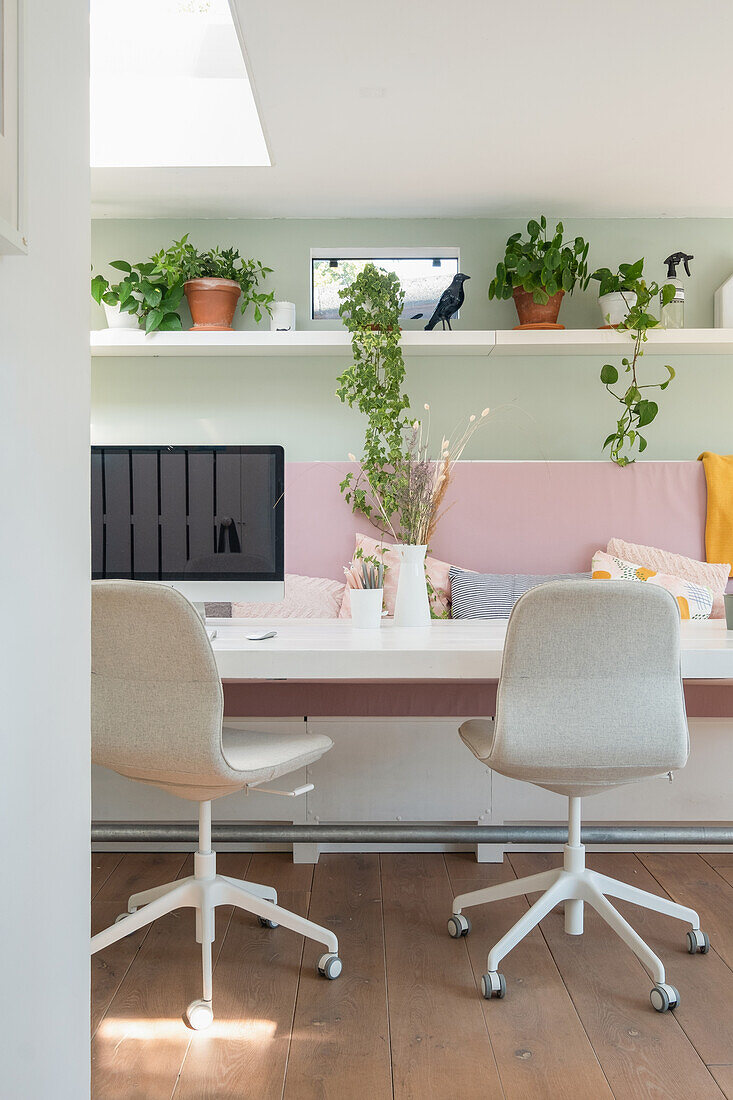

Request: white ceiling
left=92, top=0, right=733, bottom=219
left=90, top=0, right=269, bottom=169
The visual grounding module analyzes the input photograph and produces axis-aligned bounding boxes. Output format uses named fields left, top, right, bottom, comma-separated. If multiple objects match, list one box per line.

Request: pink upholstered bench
left=223, top=460, right=733, bottom=719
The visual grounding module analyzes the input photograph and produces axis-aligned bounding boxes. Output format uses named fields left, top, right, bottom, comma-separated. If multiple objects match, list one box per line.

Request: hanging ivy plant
left=335, top=264, right=410, bottom=530
left=595, top=261, right=676, bottom=466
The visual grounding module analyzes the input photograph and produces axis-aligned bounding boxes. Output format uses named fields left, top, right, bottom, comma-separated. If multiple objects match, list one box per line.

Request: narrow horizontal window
left=310, top=248, right=460, bottom=322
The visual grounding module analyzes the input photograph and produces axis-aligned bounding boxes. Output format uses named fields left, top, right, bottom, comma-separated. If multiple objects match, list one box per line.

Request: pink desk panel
left=223, top=681, right=733, bottom=720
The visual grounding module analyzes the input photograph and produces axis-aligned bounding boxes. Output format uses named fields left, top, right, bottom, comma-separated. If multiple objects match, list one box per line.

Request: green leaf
left=163, top=283, right=184, bottom=311
left=157, top=312, right=182, bottom=331
left=145, top=308, right=164, bottom=333
left=119, top=296, right=138, bottom=314
left=602, top=433, right=617, bottom=449
left=638, top=434, right=648, bottom=452
left=527, top=219, right=541, bottom=239
left=141, top=282, right=162, bottom=308
left=561, top=267, right=573, bottom=292
left=90, top=274, right=108, bottom=304
left=600, top=364, right=618, bottom=384
left=109, top=260, right=132, bottom=273
left=636, top=400, right=658, bottom=427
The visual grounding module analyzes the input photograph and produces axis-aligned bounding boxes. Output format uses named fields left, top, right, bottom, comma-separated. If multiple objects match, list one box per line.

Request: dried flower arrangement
left=347, top=405, right=490, bottom=545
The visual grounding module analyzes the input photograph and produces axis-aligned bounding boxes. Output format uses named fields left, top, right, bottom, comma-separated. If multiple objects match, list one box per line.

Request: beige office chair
left=448, top=580, right=709, bottom=1013
left=90, top=581, right=341, bottom=1031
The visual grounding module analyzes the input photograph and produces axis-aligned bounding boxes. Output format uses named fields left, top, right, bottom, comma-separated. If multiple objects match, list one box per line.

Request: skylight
left=90, top=0, right=270, bottom=168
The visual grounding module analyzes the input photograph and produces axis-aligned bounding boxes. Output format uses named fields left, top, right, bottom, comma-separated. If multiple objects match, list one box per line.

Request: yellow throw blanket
left=698, top=451, right=733, bottom=576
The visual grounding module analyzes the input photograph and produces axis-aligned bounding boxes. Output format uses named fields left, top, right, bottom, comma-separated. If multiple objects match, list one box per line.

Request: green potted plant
left=151, top=235, right=274, bottom=331
left=488, top=216, right=590, bottom=328
left=591, top=258, right=642, bottom=327
left=598, top=261, right=676, bottom=466
left=91, top=261, right=184, bottom=333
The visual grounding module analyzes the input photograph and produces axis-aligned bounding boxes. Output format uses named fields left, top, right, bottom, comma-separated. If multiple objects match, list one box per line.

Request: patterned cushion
left=592, top=550, right=713, bottom=620
left=449, top=569, right=591, bottom=619
left=607, top=537, right=730, bottom=619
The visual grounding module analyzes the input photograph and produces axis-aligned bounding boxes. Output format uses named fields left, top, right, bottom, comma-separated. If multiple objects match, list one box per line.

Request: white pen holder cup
left=270, top=301, right=296, bottom=331
left=350, top=587, right=384, bottom=628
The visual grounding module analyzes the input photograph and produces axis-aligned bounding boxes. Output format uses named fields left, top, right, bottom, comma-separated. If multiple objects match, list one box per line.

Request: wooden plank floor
left=91, top=852, right=733, bottom=1099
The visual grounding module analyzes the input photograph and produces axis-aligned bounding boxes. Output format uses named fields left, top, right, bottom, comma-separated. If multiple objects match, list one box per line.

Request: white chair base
left=449, top=798, right=709, bottom=1013
left=91, top=802, right=341, bottom=1029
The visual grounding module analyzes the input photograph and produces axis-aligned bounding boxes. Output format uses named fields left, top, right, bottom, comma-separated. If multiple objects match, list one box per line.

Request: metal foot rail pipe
left=92, top=823, right=733, bottom=845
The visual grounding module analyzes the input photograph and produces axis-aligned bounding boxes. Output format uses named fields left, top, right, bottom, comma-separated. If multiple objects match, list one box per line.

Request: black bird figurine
left=424, top=272, right=471, bottom=331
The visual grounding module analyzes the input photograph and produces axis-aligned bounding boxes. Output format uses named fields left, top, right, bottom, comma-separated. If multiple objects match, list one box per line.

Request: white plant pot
left=103, top=300, right=139, bottom=329
left=349, top=587, right=383, bottom=628
left=270, top=301, right=296, bottom=331
left=598, top=291, right=637, bottom=327
left=393, top=544, right=430, bottom=627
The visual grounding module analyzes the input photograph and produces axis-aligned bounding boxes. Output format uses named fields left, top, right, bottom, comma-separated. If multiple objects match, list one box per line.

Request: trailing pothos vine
left=335, top=264, right=410, bottom=530
left=595, top=260, right=676, bottom=466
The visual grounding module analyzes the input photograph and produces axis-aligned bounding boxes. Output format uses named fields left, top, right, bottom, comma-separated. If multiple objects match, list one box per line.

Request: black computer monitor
left=91, top=445, right=284, bottom=602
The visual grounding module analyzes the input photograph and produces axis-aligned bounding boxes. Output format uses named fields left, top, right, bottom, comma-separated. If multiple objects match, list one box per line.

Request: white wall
left=0, top=3, right=90, bottom=1097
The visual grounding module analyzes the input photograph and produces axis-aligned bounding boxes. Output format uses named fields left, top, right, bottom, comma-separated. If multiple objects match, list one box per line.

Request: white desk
left=210, top=617, right=733, bottom=683
left=94, top=617, right=733, bottom=850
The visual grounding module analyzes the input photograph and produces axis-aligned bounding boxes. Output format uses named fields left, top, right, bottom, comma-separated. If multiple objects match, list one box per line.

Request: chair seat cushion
left=460, top=717, right=676, bottom=796
left=221, top=725, right=333, bottom=785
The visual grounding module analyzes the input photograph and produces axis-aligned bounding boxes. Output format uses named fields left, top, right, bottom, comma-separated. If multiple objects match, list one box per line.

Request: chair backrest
left=91, top=581, right=227, bottom=794
left=492, top=580, right=689, bottom=774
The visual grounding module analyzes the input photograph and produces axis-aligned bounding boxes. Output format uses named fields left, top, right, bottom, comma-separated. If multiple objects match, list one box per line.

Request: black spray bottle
left=661, top=252, right=693, bottom=328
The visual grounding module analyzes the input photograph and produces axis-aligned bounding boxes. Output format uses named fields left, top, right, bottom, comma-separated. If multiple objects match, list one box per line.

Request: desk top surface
left=209, top=617, right=733, bottom=682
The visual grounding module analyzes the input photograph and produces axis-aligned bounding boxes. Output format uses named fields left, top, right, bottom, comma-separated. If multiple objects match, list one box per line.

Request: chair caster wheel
left=114, top=908, right=136, bottom=924
left=184, top=999, right=213, bottom=1030
left=447, top=914, right=471, bottom=939
left=481, top=971, right=506, bottom=1000
left=650, top=983, right=679, bottom=1012
left=317, top=953, right=342, bottom=980
left=258, top=916, right=279, bottom=929
left=687, top=929, right=710, bottom=954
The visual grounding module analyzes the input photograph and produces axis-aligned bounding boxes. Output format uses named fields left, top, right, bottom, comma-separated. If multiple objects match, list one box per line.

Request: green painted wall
left=92, top=218, right=733, bottom=460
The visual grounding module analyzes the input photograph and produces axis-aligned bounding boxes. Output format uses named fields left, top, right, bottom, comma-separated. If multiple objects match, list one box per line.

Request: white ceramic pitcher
left=393, top=544, right=430, bottom=627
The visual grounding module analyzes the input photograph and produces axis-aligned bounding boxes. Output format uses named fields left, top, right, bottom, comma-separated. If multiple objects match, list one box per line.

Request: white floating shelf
left=493, top=328, right=733, bottom=356
left=90, top=328, right=496, bottom=357
left=90, top=327, right=733, bottom=359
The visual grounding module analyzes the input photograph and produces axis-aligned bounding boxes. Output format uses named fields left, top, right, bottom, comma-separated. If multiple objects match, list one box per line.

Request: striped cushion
left=449, top=569, right=591, bottom=619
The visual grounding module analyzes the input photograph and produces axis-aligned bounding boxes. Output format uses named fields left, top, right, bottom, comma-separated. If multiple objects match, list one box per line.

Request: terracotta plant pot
left=184, top=277, right=241, bottom=331
left=512, top=286, right=565, bottom=328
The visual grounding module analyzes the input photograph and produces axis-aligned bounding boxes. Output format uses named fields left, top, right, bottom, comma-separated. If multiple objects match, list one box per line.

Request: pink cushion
left=607, top=537, right=730, bottom=619
left=232, top=574, right=345, bottom=619
left=339, top=533, right=455, bottom=618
